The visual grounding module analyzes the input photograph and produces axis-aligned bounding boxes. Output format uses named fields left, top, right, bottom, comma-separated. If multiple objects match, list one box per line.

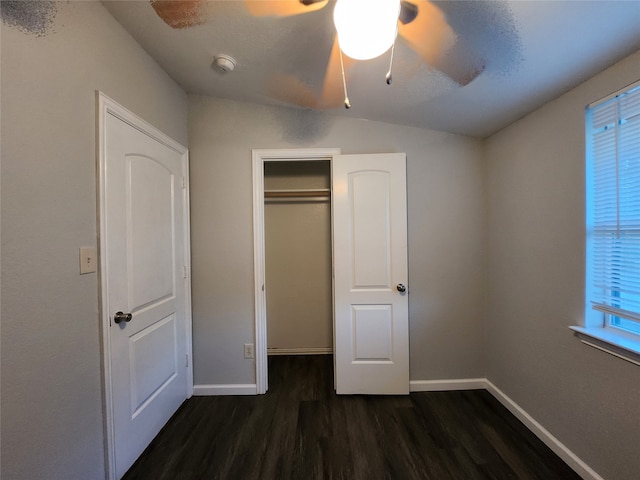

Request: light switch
left=79, top=247, right=97, bottom=274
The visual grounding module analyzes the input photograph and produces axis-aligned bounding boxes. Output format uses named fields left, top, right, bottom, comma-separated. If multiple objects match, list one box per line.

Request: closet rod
left=264, top=189, right=330, bottom=198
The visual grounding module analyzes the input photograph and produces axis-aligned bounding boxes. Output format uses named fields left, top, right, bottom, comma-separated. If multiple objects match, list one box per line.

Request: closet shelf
left=264, top=188, right=330, bottom=198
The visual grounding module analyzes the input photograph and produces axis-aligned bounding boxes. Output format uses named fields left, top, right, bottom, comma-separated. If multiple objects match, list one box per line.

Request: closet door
left=332, top=153, right=409, bottom=394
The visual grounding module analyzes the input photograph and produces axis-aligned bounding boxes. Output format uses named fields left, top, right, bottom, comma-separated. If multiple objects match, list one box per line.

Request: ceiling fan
left=149, top=0, right=485, bottom=109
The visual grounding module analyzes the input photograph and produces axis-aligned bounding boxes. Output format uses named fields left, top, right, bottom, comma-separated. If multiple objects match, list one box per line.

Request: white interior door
left=100, top=95, right=191, bottom=479
left=332, top=153, right=409, bottom=394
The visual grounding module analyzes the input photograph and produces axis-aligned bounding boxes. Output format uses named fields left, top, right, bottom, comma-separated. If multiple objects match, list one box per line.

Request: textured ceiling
left=103, top=0, right=640, bottom=138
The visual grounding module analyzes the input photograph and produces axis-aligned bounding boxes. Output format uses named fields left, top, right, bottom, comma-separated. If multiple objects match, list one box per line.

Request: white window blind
left=586, top=81, right=640, bottom=334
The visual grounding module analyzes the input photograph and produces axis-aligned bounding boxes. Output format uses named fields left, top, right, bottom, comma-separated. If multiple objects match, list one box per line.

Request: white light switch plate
left=79, top=247, right=97, bottom=274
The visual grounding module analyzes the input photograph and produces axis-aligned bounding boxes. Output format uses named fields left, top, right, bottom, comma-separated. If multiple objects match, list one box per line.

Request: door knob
left=114, top=311, right=132, bottom=324
left=397, top=283, right=407, bottom=293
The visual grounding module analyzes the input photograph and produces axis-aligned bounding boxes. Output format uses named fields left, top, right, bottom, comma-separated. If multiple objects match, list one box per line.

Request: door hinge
left=181, top=176, right=186, bottom=189
left=185, top=353, right=189, bottom=368
left=183, top=265, right=188, bottom=278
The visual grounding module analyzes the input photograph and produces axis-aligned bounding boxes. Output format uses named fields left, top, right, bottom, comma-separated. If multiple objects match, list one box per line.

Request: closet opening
left=263, top=160, right=334, bottom=390
left=253, top=148, right=339, bottom=394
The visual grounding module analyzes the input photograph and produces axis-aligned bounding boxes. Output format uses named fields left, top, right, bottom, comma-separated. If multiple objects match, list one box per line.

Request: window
left=579, top=80, right=640, bottom=362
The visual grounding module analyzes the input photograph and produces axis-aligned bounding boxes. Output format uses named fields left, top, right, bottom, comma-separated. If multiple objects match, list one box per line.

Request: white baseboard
left=410, top=378, right=486, bottom=392
left=409, top=378, right=602, bottom=480
left=485, top=380, right=604, bottom=480
left=267, top=347, right=333, bottom=355
left=193, top=384, right=257, bottom=396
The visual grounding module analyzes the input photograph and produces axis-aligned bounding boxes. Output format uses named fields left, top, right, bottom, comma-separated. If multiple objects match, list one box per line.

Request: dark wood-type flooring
left=123, top=355, right=581, bottom=480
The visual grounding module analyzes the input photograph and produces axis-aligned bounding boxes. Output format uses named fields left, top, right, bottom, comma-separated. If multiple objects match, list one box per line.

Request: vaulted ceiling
left=103, top=0, right=640, bottom=137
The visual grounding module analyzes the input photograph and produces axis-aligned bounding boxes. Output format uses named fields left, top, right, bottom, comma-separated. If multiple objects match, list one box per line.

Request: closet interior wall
left=264, top=161, right=333, bottom=355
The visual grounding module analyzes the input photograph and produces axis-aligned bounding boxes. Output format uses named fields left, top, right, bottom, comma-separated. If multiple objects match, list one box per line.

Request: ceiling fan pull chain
left=339, top=48, right=351, bottom=109
left=386, top=37, right=397, bottom=85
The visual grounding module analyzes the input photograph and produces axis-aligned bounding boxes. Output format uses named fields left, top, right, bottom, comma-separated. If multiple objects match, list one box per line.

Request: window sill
left=570, top=326, right=640, bottom=366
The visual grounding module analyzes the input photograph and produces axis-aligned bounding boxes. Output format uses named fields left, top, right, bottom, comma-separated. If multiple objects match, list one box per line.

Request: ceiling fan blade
left=267, top=74, right=322, bottom=109
left=266, top=39, right=353, bottom=110
left=245, top=0, right=329, bottom=17
left=399, top=0, right=419, bottom=25
left=398, top=0, right=485, bottom=86
left=150, top=0, right=209, bottom=29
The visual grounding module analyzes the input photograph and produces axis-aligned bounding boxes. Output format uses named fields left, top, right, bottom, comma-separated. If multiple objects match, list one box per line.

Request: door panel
left=128, top=156, right=175, bottom=307
left=333, top=153, right=409, bottom=394
left=351, top=171, right=391, bottom=288
left=352, top=304, right=393, bottom=361
left=129, top=314, right=177, bottom=416
left=104, top=111, right=188, bottom=479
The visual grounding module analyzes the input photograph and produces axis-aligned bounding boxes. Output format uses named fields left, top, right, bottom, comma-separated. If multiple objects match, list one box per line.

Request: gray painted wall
left=0, top=3, right=187, bottom=479
left=485, top=50, right=640, bottom=480
left=3, top=2, right=637, bottom=479
left=188, top=95, right=486, bottom=386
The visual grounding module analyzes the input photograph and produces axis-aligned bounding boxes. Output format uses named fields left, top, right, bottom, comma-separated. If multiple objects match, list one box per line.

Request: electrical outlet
left=79, top=246, right=97, bottom=274
left=244, top=343, right=254, bottom=359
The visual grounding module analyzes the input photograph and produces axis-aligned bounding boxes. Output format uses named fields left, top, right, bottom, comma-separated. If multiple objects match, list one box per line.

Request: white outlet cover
left=79, top=246, right=97, bottom=274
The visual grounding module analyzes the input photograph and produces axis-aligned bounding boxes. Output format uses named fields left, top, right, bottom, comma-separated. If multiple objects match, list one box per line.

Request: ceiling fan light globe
left=333, top=0, right=400, bottom=60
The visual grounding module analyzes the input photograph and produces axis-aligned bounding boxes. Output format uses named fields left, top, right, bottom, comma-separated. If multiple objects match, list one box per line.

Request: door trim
left=252, top=148, right=340, bottom=394
left=97, top=92, right=193, bottom=480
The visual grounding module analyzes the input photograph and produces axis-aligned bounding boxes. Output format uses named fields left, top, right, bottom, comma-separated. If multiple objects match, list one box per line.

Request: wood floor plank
left=122, top=355, right=582, bottom=480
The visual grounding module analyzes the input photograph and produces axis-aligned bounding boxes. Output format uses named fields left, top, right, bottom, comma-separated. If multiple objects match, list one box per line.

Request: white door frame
left=97, top=92, right=193, bottom=480
left=252, top=148, right=340, bottom=394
